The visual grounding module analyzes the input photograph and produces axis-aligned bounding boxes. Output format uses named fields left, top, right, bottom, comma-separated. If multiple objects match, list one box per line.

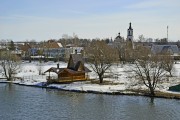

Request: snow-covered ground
left=0, top=61, right=180, bottom=94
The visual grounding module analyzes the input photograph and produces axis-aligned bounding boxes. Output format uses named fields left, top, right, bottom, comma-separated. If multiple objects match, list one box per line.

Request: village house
left=19, top=43, right=31, bottom=59
left=20, top=40, right=84, bottom=61
left=20, top=40, right=64, bottom=61
left=65, top=44, right=84, bottom=60
left=151, top=44, right=180, bottom=59
left=44, top=50, right=91, bottom=83
left=42, top=40, right=64, bottom=60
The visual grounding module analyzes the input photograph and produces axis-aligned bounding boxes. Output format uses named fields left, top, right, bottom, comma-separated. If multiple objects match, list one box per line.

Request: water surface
left=0, top=83, right=179, bottom=120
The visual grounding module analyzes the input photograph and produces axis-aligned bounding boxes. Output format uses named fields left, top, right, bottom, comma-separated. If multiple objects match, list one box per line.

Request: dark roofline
left=44, top=67, right=65, bottom=74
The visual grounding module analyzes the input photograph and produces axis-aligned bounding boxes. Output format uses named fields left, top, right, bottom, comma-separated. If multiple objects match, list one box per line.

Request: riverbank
left=0, top=61, right=180, bottom=99
left=1, top=80, right=180, bottom=100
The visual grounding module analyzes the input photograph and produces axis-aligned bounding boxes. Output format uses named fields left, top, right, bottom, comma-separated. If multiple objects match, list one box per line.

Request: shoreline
left=1, top=81, right=180, bottom=100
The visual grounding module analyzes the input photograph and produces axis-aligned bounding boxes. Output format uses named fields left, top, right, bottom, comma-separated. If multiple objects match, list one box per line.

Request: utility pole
left=167, top=26, right=169, bottom=42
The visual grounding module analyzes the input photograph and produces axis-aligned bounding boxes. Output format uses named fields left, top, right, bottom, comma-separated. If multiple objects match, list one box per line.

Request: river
left=0, top=83, right=179, bottom=120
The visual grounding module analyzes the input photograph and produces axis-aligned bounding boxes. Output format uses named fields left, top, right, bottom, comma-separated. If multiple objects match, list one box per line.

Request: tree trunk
left=149, top=87, right=155, bottom=96
left=99, top=74, right=103, bottom=84
left=7, top=73, right=12, bottom=81
left=7, top=78, right=10, bottom=81
left=169, top=71, right=172, bottom=77
left=7, top=77, right=12, bottom=81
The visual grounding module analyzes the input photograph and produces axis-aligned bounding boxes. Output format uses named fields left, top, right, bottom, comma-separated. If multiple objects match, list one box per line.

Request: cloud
left=126, top=0, right=180, bottom=9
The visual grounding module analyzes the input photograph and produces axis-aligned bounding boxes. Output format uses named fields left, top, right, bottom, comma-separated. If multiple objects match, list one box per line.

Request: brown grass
left=154, top=91, right=180, bottom=99
left=127, top=89, right=180, bottom=99
left=87, top=79, right=119, bottom=85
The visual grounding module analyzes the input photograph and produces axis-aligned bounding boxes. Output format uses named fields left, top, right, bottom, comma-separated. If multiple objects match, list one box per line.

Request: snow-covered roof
left=57, top=43, right=63, bottom=48
left=151, top=45, right=179, bottom=54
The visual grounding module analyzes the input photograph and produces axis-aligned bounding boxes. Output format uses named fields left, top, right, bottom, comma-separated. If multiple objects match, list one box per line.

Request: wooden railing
left=46, top=76, right=58, bottom=81
left=47, top=75, right=90, bottom=83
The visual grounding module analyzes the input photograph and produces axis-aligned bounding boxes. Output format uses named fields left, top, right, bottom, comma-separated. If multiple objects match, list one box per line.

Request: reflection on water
left=149, top=97, right=155, bottom=106
left=0, top=83, right=179, bottom=120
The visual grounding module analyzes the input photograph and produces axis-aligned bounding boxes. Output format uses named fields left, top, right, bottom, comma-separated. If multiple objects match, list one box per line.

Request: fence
left=22, top=75, right=46, bottom=81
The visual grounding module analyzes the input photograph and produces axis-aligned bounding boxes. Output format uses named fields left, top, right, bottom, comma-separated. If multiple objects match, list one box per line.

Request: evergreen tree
left=9, top=40, right=15, bottom=51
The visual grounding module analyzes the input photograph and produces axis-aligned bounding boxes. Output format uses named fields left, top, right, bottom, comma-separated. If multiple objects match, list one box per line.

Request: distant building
left=63, top=46, right=84, bottom=61
left=43, top=40, right=63, bottom=58
left=66, top=44, right=75, bottom=48
left=114, top=33, right=124, bottom=44
left=25, top=41, right=66, bottom=61
left=71, top=47, right=84, bottom=54
left=113, top=32, right=125, bottom=49
left=19, top=43, right=31, bottom=58
left=125, top=22, right=134, bottom=49
left=151, top=45, right=180, bottom=59
left=127, top=22, right=133, bottom=41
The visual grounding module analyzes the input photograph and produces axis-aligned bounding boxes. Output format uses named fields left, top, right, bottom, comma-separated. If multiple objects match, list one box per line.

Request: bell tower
left=127, top=22, right=133, bottom=41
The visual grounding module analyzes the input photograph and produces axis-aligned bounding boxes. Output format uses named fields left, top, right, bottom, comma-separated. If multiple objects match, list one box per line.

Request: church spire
left=129, top=22, right=132, bottom=29
left=127, top=22, right=133, bottom=41
left=127, top=22, right=134, bottom=49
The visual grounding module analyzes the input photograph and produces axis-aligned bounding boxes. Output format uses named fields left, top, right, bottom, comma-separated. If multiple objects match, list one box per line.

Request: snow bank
left=0, top=61, right=179, bottom=95
left=48, top=82, right=126, bottom=93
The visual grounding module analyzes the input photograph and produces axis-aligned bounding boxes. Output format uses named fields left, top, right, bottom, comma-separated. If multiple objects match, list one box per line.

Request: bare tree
left=146, top=38, right=153, bottom=42
left=116, top=44, right=126, bottom=63
left=138, top=34, right=145, bottom=42
left=86, top=40, right=118, bottom=83
left=133, top=46, right=166, bottom=96
left=8, top=40, right=15, bottom=51
left=161, top=52, right=174, bottom=77
left=73, top=33, right=79, bottom=46
left=37, top=42, right=44, bottom=63
left=0, top=51, right=21, bottom=81
left=114, top=37, right=126, bottom=63
left=44, top=40, right=53, bottom=62
left=124, top=41, right=134, bottom=63
left=37, top=62, right=43, bottom=75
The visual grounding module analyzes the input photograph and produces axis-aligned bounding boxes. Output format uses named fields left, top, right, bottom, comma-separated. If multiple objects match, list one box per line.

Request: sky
left=0, top=0, right=180, bottom=41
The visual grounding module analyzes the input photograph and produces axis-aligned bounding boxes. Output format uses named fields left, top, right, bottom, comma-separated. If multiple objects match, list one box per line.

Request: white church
left=113, top=22, right=134, bottom=48
left=127, top=22, right=133, bottom=41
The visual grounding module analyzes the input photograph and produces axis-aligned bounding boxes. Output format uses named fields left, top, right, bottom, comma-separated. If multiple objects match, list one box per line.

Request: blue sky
left=0, top=0, right=180, bottom=41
